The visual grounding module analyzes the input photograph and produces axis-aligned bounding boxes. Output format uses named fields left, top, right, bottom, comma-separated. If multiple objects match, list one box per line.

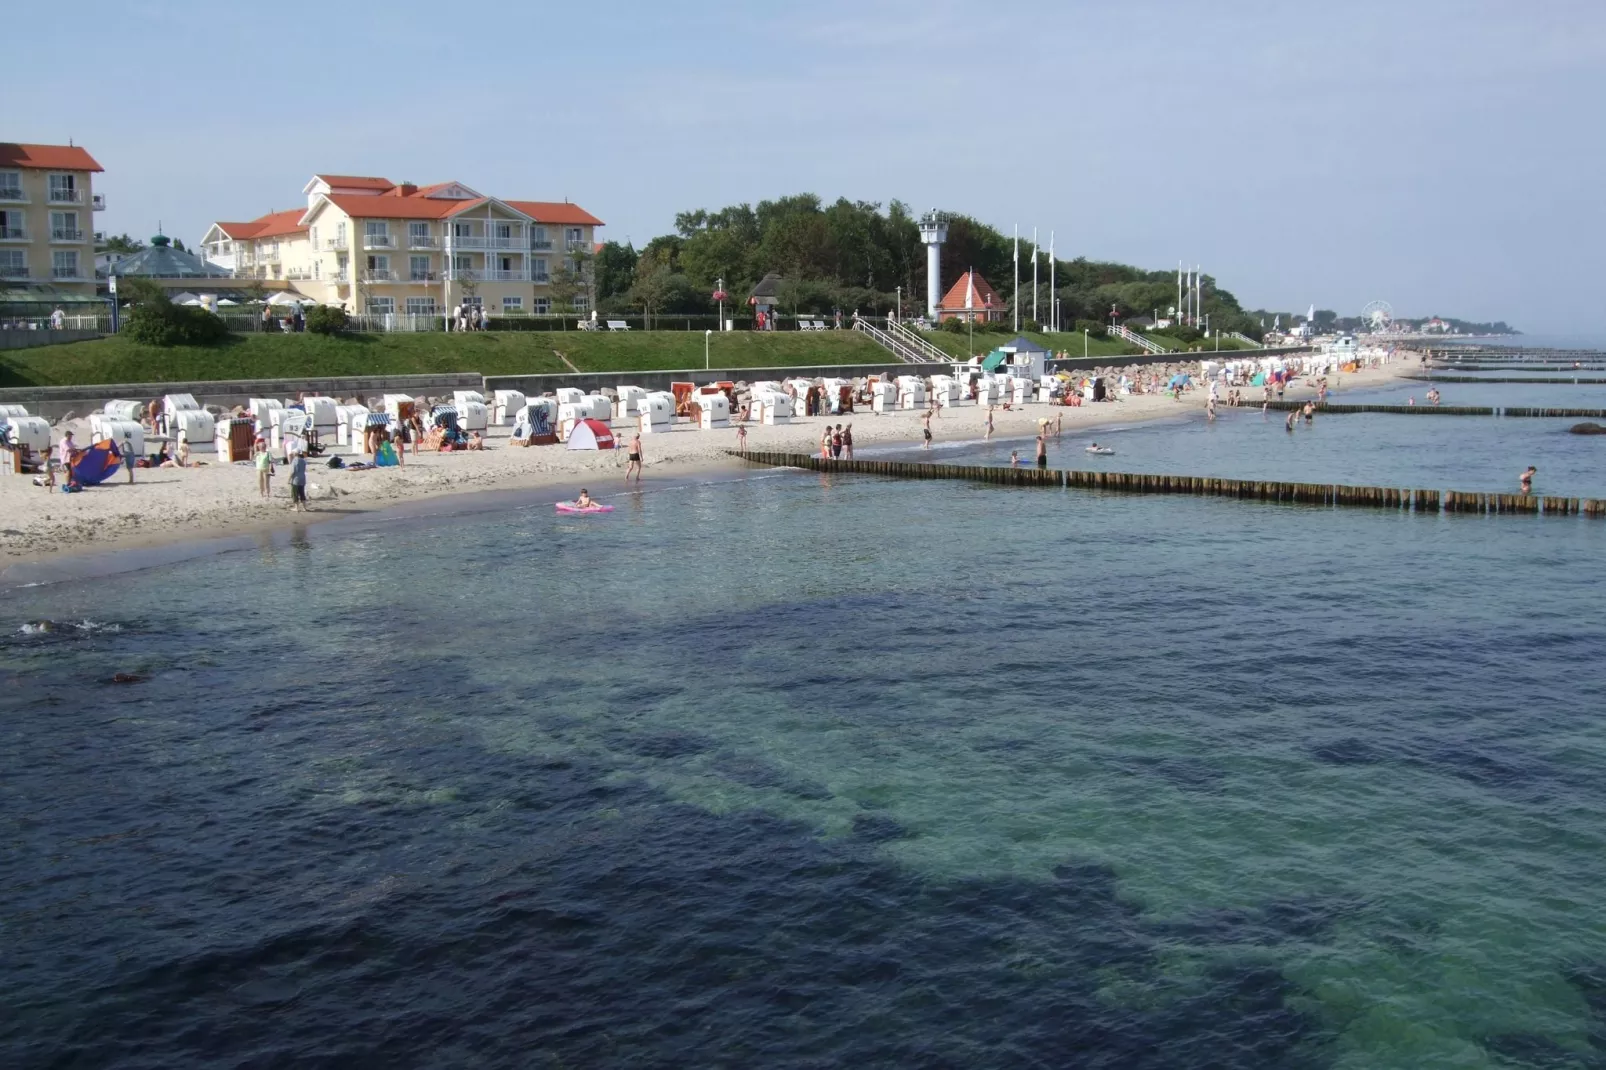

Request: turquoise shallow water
left=3, top=393, right=1606, bottom=1067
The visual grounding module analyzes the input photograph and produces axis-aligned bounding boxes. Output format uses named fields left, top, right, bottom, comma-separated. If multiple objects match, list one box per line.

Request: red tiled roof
left=0, top=143, right=103, bottom=172
left=323, top=194, right=492, bottom=219
left=215, top=208, right=307, bottom=240
left=313, top=173, right=394, bottom=190
left=504, top=200, right=604, bottom=226
left=938, top=271, right=1001, bottom=310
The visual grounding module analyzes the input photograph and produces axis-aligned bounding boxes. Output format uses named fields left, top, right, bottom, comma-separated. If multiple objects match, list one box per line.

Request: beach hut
left=171, top=410, right=216, bottom=454
left=457, top=400, right=488, bottom=433
left=1011, top=377, right=1035, bottom=406
left=298, top=396, right=339, bottom=439
left=564, top=417, right=615, bottom=450
left=615, top=385, right=646, bottom=420
left=975, top=378, right=1003, bottom=407
left=870, top=380, right=898, bottom=414
left=3, top=416, right=51, bottom=472
left=554, top=387, right=586, bottom=406
left=335, top=404, right=370, bottom=446
left=453, top=390, right=486, bottom=410
left=159, top=394, right=199, bottom=436
left=249, top=398, right=283, bottom=432
left=694, top=391, right=731, bottom=429
left=103, top=399, right=145, bottom=422
left=638, top=392, right=674, bottom=434
left=754, top=390, right=793, bottom=424
left=582, top=395, right=612, bottom=422
left=269, top=409, right=312, bottom=454
left=491, top=390, right=526, bottom=426
left=382, top=394, right=415, bottom=421
left=929, top=375, right=961, bottom=408
left=556, top=402, right=590, bottom=438
left=897, top=375, right=926, bottom=409
left=820, top=378, right=851, bottom=414
left=215, top=417, right=254, bottom=462
left=89, top=418, right=144, bottom=459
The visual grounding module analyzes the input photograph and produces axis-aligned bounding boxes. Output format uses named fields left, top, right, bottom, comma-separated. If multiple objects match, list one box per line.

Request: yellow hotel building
left=0, top=143, right=105, bottom=299
left=201, top=174, right=603, bottom=317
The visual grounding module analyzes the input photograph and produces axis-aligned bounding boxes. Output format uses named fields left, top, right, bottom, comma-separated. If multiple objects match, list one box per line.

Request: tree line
left=582, top=194, right=1269, bottom=338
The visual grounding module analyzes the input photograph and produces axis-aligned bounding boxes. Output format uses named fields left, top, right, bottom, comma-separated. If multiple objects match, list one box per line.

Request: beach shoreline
left=0, top=361, right=1407, bottom=572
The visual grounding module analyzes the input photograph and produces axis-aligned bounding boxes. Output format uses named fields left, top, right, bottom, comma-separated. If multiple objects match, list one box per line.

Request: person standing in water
left=922, top=409, right=934, bottom=450
left=1302, top=401, right=1315, bottom=423
left=1520, top=466, right=1536, bottom=494
left=1035, top=430, right=1048, bottom=468
left=1285, top=411, right=1297, bottom=433
left=625, top=431, right=643, bottom=483
left=984, top=406, right=995, bottom=441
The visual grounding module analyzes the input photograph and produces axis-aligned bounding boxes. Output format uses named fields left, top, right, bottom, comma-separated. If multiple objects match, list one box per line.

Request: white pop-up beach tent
left=565, top=418, right=616, bottom=451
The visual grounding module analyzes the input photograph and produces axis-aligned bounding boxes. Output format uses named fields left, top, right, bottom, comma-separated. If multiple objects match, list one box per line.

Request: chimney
left=397, top=183, right=418, bottom=196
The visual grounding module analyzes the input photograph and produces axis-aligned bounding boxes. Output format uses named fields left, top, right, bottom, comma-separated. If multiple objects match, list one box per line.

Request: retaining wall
left=1, top=329, right=104, bottom=351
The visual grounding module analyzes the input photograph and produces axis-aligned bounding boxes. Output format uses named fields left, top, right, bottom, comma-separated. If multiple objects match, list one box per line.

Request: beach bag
left=326, top=456, right=344, bottom=468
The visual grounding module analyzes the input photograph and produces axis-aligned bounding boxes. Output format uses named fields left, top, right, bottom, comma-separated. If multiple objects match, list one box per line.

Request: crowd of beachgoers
left=0, top=350, right=1407, bottom=566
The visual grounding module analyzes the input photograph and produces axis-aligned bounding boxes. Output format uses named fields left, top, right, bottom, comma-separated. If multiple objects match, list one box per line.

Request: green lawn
left=0, top=330, right=896, bottom=388
left=916, top=327, right=1137, bottom=362
left=1140, top=332, right=1253, bottom=353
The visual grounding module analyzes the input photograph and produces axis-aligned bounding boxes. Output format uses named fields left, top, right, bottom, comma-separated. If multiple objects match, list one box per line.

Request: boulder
left=1569, top=422, right=1606, bottom=435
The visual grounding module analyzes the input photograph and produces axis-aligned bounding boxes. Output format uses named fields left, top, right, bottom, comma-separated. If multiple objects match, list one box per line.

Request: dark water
left=4, top=416, right=1606, bottom=1067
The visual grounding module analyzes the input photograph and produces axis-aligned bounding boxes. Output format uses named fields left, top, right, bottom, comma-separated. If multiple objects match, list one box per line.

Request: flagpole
left=1031, top=227, right=1038, bottom=329
left=1177, top=262, right=1182, bottom=328
left=1012, top=225, right=1019, bottom=333
left=1049, top=230, right=1056, bottom=332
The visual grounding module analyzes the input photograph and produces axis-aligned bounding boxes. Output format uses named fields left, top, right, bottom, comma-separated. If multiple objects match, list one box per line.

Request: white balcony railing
left=0, top=226, right=25, bottom=241
left=324, top=237, right=348, bottom=251
left=408, top=271, right=439, bottom=282
left=258, top=247, right=281, bottom=262
left=407, top=235, right=438, bottom=248
left=530, top=239, right=553, bottom=250
left=52, top=267, right=84, bottom=280
left=0, top=187, right=23, bottom=201
left=531, top=273, right=550, bottom=284
left=92, top=193, right=106, bottom=211
left=285, top=269, right=313, bottom=280
left=48, top=188, right=84, bottom=204
left=565, top=239, right=586, bottom=251
left=363, top=235, right=395, bottom=249
left=361, top=270, right=397, bottom=282
left=449, top=235, right=517, bottom=250
left=483, top=270, right=526, bottom=281
left=329, top=271, right=349, bottom=283
left=0, top=266, right=28, bottom=278
left=51, top=229, right=84, bottom=242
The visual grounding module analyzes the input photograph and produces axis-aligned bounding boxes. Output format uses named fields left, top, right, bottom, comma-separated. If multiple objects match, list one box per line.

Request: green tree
left=103, top=233, right=145, bottom=254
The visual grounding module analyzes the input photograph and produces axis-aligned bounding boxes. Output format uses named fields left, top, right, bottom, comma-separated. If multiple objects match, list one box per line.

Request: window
left=453, top=255, right=473, bottom=276
left=364, top=220, right=388, bottom=236
left=531, top=258, right=549, bottom=283
left=405, top=297, right=436, bottom=315
left=52, top=250, right=80, bottom=278
left=453, top=222, right=472, bottom=238
left=0, top=209, right=22, bottom=239
left=566, top=227, right=583, bottom=247
left=366, top=297, right=395, bottom=315
left=48, top=174, right=77, bottom=201
left=367, top=255, right=389, bottom=271
left=572, top=295, right=588, bottom=312
left=533, top=297, right=550, bottom=314
left=492, top=223, right=512, bottom=240
left=497, top=256, right=514, bottom=273
left=310, top=226, right=318, bottom=247
left=530, top=226, right=549, bottom=249
left=50, top=211, right=80, bottom=240
left=409, top=255, right=431, bottom=281
left=563, top=257, right=575, bottom=274
left=0, top=249, right=25, bottom=276
left=0, top=172, right=21, bottom=199
left=408, top=222, right=431, bottom=245
left=502, top=296, right=523, bottom=312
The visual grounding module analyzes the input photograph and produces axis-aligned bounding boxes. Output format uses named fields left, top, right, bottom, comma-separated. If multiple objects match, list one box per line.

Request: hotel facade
left=201, top=175, right=603, bottom=317
left=0, top=143, right=105, bottom=299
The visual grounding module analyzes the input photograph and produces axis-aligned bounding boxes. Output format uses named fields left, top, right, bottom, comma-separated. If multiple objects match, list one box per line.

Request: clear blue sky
left=13, top=0, right=1603, bottom=329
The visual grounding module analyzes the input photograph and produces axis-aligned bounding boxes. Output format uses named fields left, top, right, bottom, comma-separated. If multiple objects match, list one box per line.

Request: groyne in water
left=732, top=452, right=1606, bottom=518
left=1406, top=375, right=1606, bottom=384
left=1254, top=401, right=1606, bottom=418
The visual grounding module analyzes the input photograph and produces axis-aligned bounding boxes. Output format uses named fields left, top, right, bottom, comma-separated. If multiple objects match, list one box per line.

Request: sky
left=11, top=0, right=1604, bottom=330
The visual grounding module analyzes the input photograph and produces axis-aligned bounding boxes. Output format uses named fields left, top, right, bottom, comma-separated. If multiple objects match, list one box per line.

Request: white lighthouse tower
left=918, top=209, right=948, bottom=320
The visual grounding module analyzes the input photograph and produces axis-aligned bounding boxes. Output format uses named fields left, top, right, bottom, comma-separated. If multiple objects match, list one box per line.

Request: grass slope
left=916, top=328, right=1136, bottom=362
left=0, top=330, right=895, bottom=388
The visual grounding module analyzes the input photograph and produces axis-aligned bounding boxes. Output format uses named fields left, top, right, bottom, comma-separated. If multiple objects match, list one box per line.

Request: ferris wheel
left=1361, top=300, right=1393, bottom=332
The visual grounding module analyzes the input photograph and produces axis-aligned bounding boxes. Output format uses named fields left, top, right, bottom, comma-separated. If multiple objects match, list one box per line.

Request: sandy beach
left=0, top=361, right=1408, bottom=568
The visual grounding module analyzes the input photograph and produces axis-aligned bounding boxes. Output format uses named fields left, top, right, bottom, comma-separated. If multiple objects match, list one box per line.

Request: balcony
left=0, top=266, right=28, bottom=279
left=531, top=272, right=550, bottom=284
left=449, top=235, right=516, bottom=250
left=483, top=270, right=526, bottom=282
left=565, top=239, right=587, bottom=251
left=361, top=270, right=396, bottom=282
left=0, top=226, right=25, bottom=241
left=285, top=269, right=313, bottom=280
left=408, top=271, right=439, bottom=282
left=329, top=271, right=349, bottom=283
left=0, top=186, right=23, bottom=202
left=363, top=235, right=395, bottom=249
left=51, top=229, right=85, bottom=242
left=324, top=237, right=348, bottom=251
left=530, top=239, right=553, bottom=250
left=48, top=188, right=84, bottom=204
left=258, top=247, right=281, bottom=262
left=52, top=267, right=85, bottom=280
left=92, top=193, right=106, bottom=211
left=407, top=235, right=438, bottom=248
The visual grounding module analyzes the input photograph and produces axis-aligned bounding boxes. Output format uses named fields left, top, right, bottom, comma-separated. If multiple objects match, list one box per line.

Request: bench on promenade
left=607, top=320, right=632, bottom=332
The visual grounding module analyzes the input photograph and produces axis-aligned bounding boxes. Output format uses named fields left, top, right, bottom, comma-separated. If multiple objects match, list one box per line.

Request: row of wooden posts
left=1256, top=400, right=1606, bottom=419
left=732, top=452, right=1606, bottom=518
left=1406, top=376, right=1606, bottom=384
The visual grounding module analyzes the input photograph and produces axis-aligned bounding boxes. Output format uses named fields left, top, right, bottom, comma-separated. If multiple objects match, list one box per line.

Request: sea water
left=3, top=390, right=1606, bottom=1068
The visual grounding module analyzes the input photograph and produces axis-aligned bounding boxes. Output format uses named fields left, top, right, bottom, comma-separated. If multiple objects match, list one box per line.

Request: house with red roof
left=0, top=142, right=105, bottom=301
left=200, top=174, right=604, bottom=318
left=936, top=270, right=1005, bottom=323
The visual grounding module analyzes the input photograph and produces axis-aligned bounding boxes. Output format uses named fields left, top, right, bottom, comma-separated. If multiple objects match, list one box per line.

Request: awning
left=981, top=351, right=1006, bottom=372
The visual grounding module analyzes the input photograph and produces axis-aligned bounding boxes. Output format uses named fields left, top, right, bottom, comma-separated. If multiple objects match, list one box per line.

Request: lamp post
left=705, top=329, right=712, bottom=370
left=713, top=277, right=726, bottom=332
left=895, top=285, right=901, bottom=323
left=1083, top=328, right=1088, bottom=359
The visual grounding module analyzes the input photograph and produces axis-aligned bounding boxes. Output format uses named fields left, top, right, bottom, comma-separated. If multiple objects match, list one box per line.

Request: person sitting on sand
left=1520, top=466, right=1536, bottom=494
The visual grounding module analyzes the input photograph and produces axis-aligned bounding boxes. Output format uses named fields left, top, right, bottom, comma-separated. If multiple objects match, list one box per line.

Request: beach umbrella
left=266, top=291, right=303, bottom=306
left=217, top=298, right=239, bottom=306
left=169, top=292, right=199, bottom=304
left=182, top=298, right=203, bottom=306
